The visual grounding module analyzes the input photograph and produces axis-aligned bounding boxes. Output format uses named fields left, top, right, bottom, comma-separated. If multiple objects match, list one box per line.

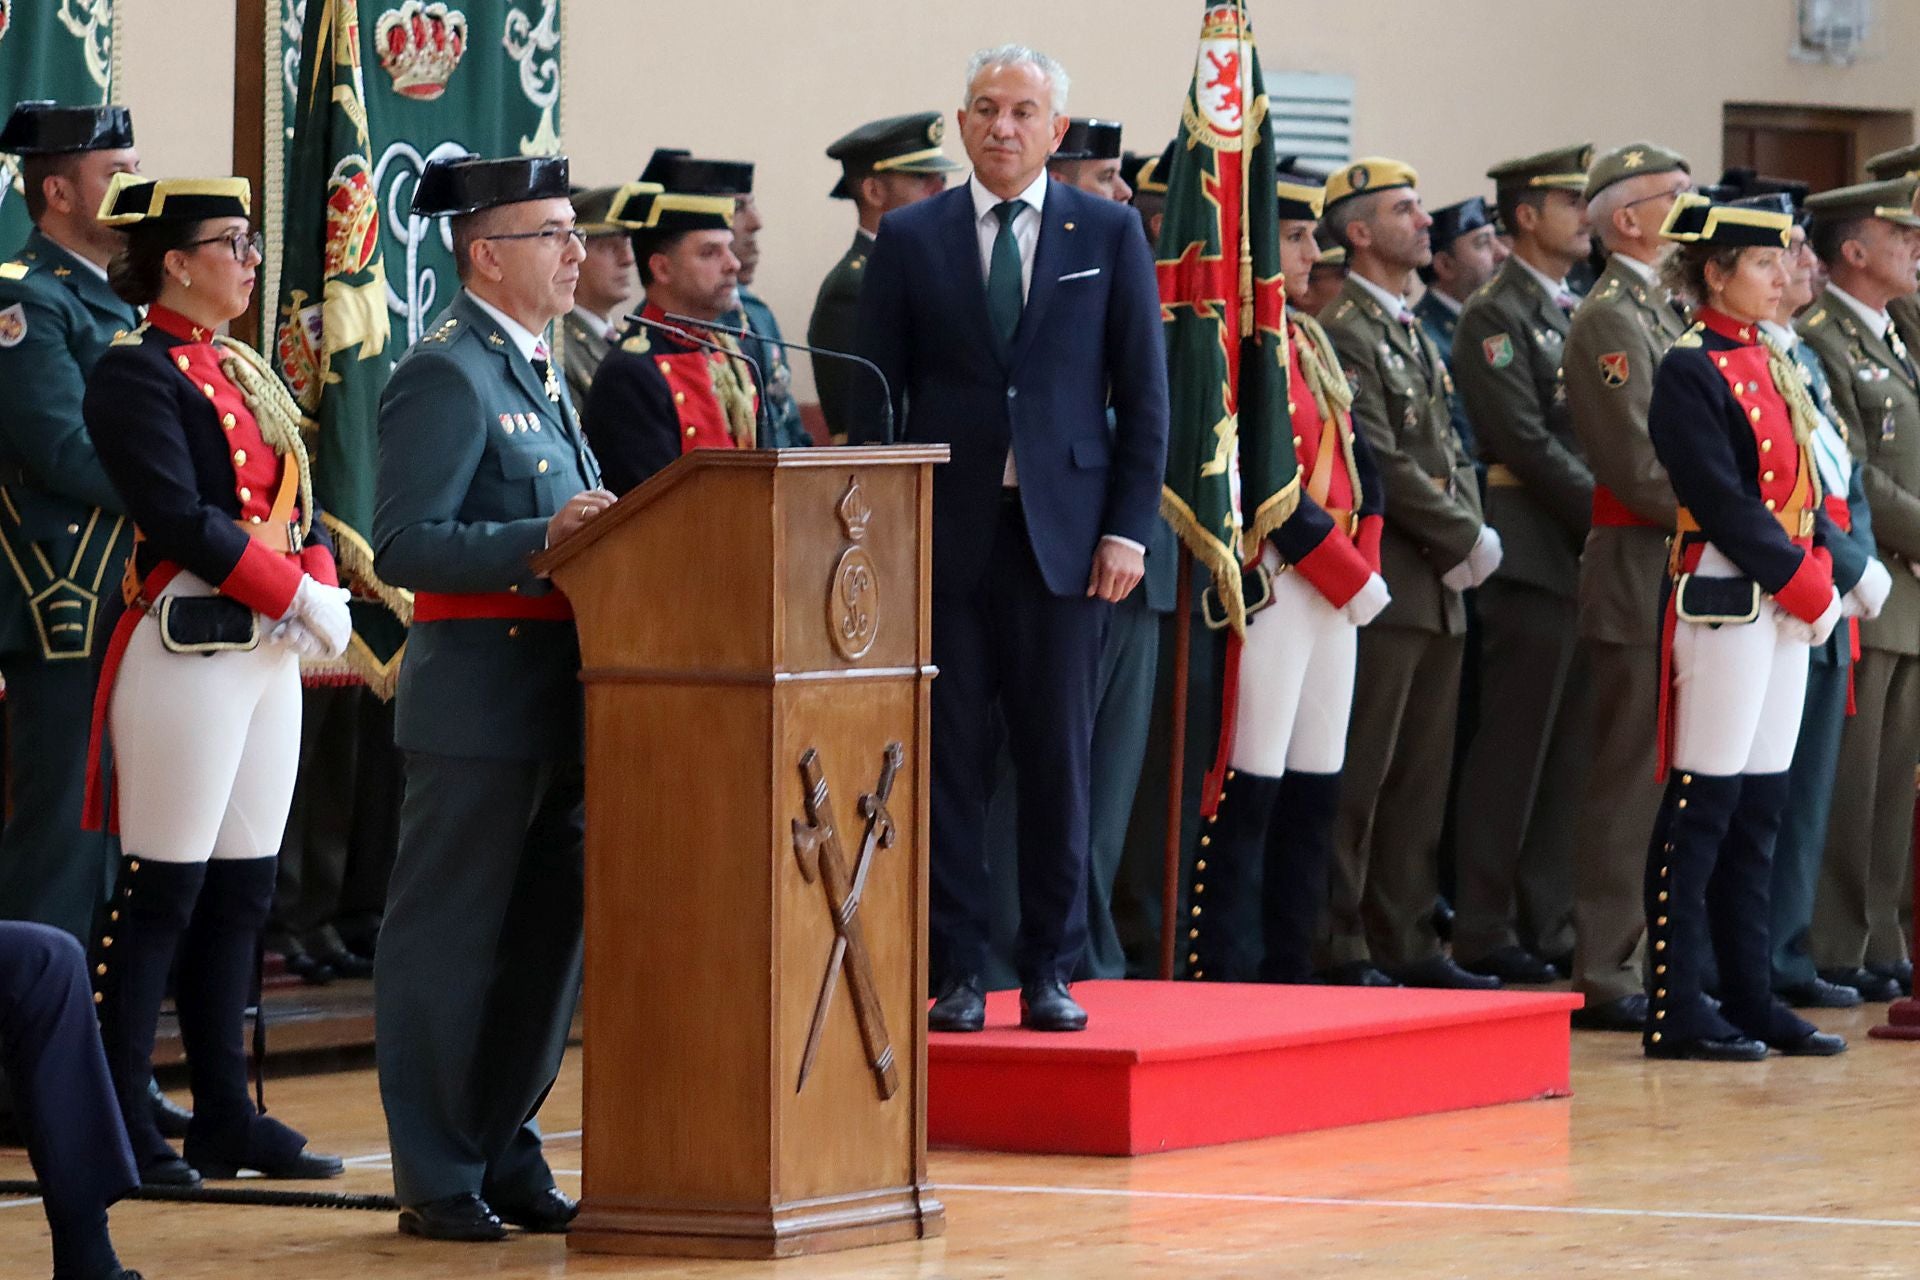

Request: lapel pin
left=1064, top=221, right=1076, bottom=231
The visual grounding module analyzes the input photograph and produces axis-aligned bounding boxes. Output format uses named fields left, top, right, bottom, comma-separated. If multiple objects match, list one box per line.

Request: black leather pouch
left=1674, top=574, right=1761, bottom=626
left=157, top=596, right=259, bottom=654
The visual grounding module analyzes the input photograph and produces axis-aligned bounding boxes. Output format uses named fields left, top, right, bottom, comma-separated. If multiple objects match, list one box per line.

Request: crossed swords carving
left=792, top=742, right=903, bottom=1100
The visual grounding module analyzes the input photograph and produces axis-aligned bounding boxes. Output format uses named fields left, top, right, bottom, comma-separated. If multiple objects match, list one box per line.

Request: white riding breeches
left=1670, top=545, right=1811, bottom=777
left=1228, top=546, right=1358, bottom=776
left=108, top=572, right=304, bottom=863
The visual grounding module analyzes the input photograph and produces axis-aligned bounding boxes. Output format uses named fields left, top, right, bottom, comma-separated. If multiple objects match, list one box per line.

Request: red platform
left=928, top=980, right=1580, bottom=1156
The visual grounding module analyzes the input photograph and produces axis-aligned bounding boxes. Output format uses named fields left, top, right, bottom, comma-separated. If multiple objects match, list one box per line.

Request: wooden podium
left=532, top=446, right=948, bottom=1259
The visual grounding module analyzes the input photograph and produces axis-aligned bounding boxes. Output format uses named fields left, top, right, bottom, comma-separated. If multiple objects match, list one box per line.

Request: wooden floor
left=7, top=1002, right=1920, bottom=1279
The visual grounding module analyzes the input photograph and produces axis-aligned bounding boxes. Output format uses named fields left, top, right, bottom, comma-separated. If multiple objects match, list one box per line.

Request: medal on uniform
left=1882, top=398, right=1897, bottom=442
left=499, top=414, right=515, bottom=434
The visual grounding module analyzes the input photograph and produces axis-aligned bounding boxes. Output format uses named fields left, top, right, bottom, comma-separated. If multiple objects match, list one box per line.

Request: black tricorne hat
left=1053, top=118, right=1123, bottom=163
left=639, top=148, right=753, bottom=198
left=0, top=100, right=134, bottom=154
left=411, top=153, right=571, bottom=218
left=97, top=174, right=249, bottom=227
left=1659, top=192, right=1792, bottom=249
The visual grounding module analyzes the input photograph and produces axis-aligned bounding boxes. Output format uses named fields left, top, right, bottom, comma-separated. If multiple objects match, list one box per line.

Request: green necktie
left=987, top=199, right=1025, bottom=345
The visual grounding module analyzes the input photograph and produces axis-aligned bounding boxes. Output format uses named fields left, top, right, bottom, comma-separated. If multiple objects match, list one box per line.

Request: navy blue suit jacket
left=850, top=180, right=1170, bottom=597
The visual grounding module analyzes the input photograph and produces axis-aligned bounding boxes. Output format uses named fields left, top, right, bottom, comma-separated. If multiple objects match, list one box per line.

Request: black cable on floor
left=0, top=1181, right=398, bottom=1211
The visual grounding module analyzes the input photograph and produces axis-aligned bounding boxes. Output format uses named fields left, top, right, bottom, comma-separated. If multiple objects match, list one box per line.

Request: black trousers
left=0, top=922, right=137, bottom=1220
left=930, top=498, right=1106, bottom=985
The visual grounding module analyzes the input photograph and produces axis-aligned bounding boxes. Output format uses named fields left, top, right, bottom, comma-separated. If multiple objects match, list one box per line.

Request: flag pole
left=1159, top=546, right=1194, bottom=980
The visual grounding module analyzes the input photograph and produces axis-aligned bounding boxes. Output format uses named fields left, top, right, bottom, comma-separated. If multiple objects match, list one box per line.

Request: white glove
left=1465, top=525, right=1504, bottom=587
left=1441, top=559, right=1475, bottom=592
left=1909, top=559, right=1920, bottom=582
left=1342, top=573, right=1391, bottom=627
left=269, top=617, right=328, bottom=660
left=1850, top=558, right=1892, bottom=622
left=1807, top=588, right=1844, bottom=647
left=285, top=575, right=352, bottom=659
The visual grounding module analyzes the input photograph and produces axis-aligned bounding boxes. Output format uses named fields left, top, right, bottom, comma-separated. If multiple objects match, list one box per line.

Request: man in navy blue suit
left=852, top=45, right=1170, bottom=1032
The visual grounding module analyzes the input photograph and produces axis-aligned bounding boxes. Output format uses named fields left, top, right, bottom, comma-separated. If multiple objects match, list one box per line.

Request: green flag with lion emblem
left=1156, top=0, right=1297, bottom=636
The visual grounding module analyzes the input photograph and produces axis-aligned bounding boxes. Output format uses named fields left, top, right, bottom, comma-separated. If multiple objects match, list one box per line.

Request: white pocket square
left=1057, top=267, right=1102, bottom=282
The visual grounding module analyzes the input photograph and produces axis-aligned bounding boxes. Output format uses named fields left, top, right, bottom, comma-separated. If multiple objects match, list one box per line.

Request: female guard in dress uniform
left=1643, top=193, right=1847, bottom=1061
left=1187, top=164, right=1390, bottom=983
left=80, top=175, right=351, bottom=1183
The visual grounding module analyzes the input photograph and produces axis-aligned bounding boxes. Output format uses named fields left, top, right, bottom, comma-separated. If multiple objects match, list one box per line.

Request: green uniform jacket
left=806, top=231, right=869, bottom=440
left=1564, top=256, right=1687, bottom=646
left=1889, top=293, right=1920, bottom=355
left=729, top=287, right=810, bottom=449
left=0, top=230, right=138, bottom=659
left=1321, top=276, right=1482, bottom=634
left=1799, top=288, right=1920, bottom=656
left=373, top=292, right=602, bottom=760
left=1412, top=289, right=1479, bottom=466
left=1452, top=256, right=1594, bottom=599
left=559, top=307, right=613, bottom=413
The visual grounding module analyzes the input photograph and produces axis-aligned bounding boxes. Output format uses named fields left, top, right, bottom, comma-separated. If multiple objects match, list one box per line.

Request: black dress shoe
left=1431, top=896, right=1455, bottom=943
left=1019, top=980, right=1088, bottom=1031
left=1569, top=992, right=1648, bottom=1032
left=138, top=1155, right=202, bottom=1188
left=398, top=1193, right=507, bottom=1242
left=1774, top=1030, right=1847, bottom=1056
left=313, top=944, right=374, bottom=980
left=1390, top=954, right=1502, bottom=990
left=1460, top=945, right=1559, bottom=985
left=1321, top=960, right=1400, bottom=987
left=1868, top=959, right=1914, bottom=997
left=927, top=975, right=985, bottom=1033
left=1820, top=966, right=1902, bottom=1003
left=1644, top=1033, right=1769, bottom=1062
left=493, top=1186, right=579, bottom=1233
left=1776, top=977, right=1863, bottom=1009
left=148, top=1076, right=192, bottom=1139
left=194, top=1147, right=345, bottom=1180
left=280, top=944, right=334, bottom=986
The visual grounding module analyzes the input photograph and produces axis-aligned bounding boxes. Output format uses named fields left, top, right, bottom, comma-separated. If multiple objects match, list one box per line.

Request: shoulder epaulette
left=1596, top=278, right=1622, bottom=300
left=1328, top=299, right=1355, bottom=322
left=111, top=323, right=149, bottom=347
left=620, top=331, right=651, bottom=354
left=422, top=317, right=460, bottom=346
left=1804, top=308, right=1828, bottom=328
left=0, top=262, right=26, bottom=282
left=1671, top=323, right=1704, bottom=350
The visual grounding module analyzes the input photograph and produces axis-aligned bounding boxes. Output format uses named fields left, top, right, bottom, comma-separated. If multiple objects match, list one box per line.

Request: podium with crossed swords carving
left=533, top=447, right=946, bottom=1260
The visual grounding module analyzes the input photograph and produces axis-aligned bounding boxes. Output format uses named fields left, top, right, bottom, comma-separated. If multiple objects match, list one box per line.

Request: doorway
left=1723, top=103, right=1913, bottom=190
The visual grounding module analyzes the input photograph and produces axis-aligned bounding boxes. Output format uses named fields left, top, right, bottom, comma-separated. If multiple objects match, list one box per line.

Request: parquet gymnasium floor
left=5, top=1002, right=1918, bottom=1279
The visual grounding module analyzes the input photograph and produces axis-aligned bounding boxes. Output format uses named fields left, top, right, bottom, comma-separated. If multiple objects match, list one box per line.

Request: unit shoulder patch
left=0, top=304, right=25, bottom=348
left=1482, top=333, right=1514, bottom=368
left=1598, top=352, right=1629, bottom=387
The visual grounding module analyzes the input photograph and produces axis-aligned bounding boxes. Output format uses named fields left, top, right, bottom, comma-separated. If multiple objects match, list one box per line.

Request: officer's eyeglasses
left=1621, top=183, right=1691, bottom=211
left=186, top=230, right=266, bottom=263
left=481, top=226, right=588, bottom=250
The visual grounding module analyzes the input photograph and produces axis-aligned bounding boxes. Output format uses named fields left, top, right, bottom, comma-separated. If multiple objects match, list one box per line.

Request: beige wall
left=117, top=0, right=1920, bottom=399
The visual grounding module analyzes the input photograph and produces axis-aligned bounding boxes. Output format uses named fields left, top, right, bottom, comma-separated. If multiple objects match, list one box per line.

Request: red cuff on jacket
left=1292, top=529, right=1373, bottom=608
left=218, top=541, right=304, bottom=619
left=1773, top=550, right=1835, bottom=625
left=1355, top=515, right=1383, bottom=574
left=300, top=545, right=339, bottom=588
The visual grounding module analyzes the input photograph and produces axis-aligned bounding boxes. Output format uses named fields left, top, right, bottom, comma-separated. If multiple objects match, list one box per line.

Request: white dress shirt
left=569, top=305, right=618, bottom=343
left=1351, top=270, right=1415, bottom=322
left=1513, top=253, right=1575, bottom=309
left=1828, top=284, right=1893, bottom=342
left=1611, top=253, right=1658, bottom=287
left=466, top=289, right=547, bottom=363
left=969, top=170, right=1047, bottom=304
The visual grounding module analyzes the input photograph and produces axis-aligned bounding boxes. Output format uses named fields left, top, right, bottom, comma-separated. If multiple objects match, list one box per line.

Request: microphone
left=623, top=314, right=771, bottom=446
left=664, top=311, right=896, bottom=444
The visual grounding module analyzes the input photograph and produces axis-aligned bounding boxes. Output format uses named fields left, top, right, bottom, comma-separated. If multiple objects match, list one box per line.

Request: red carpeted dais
left=928, top=980, right=1581, bottom=1155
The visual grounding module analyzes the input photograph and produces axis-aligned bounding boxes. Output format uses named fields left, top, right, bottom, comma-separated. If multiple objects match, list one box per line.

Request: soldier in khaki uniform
left=1320, top=158, right=1501, bottom=989
left=558, top=186, right=634, bottom=410
left=1449, top=144, right=1596, bottom=983
left=1560, top=143, right=1691, bottom=1031
left=1799, top=177, right=1920, bottom=1002
left=1865, top=145, right=1920, bottom=352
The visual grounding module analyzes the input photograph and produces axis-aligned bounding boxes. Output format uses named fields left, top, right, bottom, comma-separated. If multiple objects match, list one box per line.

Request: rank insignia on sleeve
left=0, top=304, right=26, bottom=348
left=1482, top=333, right=1514, bottom=368
left=1598, top=352, right=1629, bottom=387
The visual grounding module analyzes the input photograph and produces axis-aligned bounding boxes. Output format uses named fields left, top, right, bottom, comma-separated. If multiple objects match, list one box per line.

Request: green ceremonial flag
left=0, top=0, right=118, bottom=248
left=1156, top=0, right=1297, bottom=636
left=274, top=0, right=562, bottom=695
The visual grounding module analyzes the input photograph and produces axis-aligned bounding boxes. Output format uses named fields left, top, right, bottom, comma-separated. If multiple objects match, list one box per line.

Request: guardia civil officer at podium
left=0, top=101, right=140, bottom=942
left=372, top=153, right=613, bottom=1243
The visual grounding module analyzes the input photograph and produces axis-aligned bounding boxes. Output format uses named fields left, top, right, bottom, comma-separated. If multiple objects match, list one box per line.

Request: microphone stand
left=664, top=311, right=897, bottom=444
left=623, top=313, right=772, bottom=446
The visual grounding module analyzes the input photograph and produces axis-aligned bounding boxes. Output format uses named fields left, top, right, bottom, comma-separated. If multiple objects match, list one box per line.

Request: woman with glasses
left=1640, top=191, right=1848, bottom=1063
left=80, top=175, right=350, bottom=1185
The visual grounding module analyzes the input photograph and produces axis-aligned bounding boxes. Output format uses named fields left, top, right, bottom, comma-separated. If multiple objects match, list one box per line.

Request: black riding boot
left=1259, top=770, right=1341, bottom=983
left=96, top=857, right=206, bottom=1184
left=1711, top=772, right=1820, bottom=1048
left=1644, top=772, right=1757, bottom=1057
left=1187, top=771, right=1284, bottom=982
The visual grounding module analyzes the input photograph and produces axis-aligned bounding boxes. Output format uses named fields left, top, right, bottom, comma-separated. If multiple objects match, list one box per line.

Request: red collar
left=1695, top=307, right=1763, bottom=346
left=146, top=305, right=218, bottom=345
